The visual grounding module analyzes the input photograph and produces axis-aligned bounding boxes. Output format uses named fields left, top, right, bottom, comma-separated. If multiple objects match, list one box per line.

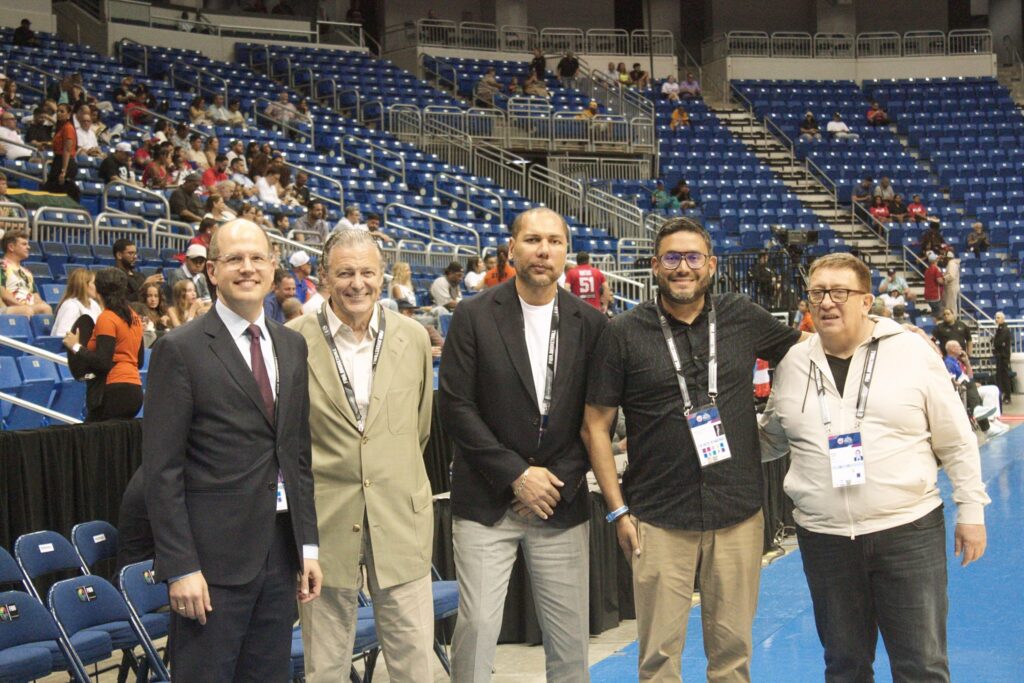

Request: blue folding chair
left=72, top=521, right=119, bottom=576
left=49, top=575, right=169, bottom=682
left=14, top=531, right=87, bottom=600
left=118, top=561, right=170, bottom=649
left=288, top=608, right=378, bottom=683
left=0, top=590, right=93, bottom=683
left=430, top=566, right=459, bottom=674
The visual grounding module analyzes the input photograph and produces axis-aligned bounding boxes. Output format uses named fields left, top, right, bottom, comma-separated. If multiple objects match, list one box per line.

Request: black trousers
left=169, top=513, right=299, bottom=682
left=86, top=382, right=143, bottom=422
left=43, top=158, right=80, bottom=201
left=996, top=355, right=1013, bottom=402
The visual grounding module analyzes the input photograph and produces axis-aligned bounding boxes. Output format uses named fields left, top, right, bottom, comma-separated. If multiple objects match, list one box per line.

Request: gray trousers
left=450, top=511, right=590, bottom=683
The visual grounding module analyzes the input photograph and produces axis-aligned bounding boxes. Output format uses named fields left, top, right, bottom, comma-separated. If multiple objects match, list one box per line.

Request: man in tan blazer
left=288, top=229, right=436, bottom=682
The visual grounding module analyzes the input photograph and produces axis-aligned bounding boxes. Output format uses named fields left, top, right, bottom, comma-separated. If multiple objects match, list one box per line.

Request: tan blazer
left=288, top=306, right=434, bottom=590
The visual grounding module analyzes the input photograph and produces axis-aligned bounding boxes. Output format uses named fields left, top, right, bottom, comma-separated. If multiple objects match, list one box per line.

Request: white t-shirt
left=520, top=296, right=556, bottom=409
left=52, top=298, right=102, bottom=336
left=464, top=270, right=485, bottom=291
left=826, top=120, right=850, bottom=134
left=662, top=81, right=680, bottom=97
left=878, top=293, right=905, bottom=311
left=255, top=176, right=281, bottom=205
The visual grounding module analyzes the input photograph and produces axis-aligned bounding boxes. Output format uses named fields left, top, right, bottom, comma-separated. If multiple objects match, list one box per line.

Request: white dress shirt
left=74, top=123, right=99, bottom=152
left=323, top=301, right=381, bottom=422
left=0, top=127, right=31, bottom=160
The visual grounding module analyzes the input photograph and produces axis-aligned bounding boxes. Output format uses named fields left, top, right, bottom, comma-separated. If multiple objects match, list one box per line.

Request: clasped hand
left=511, top=466, right=564, bottom=520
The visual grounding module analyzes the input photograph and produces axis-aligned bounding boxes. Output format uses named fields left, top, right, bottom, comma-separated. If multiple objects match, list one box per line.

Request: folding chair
left=118, top=561, right=170, bottom=651
left=72, top=520, right=119, bottom=577
left=0, top=590, right=94, bottom=683
left=430, top=565, right=460, bottom=674
left=288, top=607, right=379, bottom=683
left=49, top=575, right=170, bottom=682
left=14, top=531, right=87, bottom=600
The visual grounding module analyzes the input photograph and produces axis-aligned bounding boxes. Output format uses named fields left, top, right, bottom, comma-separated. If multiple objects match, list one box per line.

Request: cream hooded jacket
left=759, top=316, right=989, bottom=537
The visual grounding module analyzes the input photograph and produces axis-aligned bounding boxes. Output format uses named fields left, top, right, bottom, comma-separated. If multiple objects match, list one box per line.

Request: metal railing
left=771, top=32, right=813, bottom=58
left=122, top=105, right=211, bottom=141
left=0, top=337, right=81, bottom=426
left=32, top=208, right=95, bottom=244
left=903, top=31, right=946, bottom=57
left=0, top=202, right=30, bottom=232
left=948, top=29, right=993, bottom=55
left=432, top=173, right=504, bottom=225
left=383, top=204, right=480, bottom=255
left=540, top=28, right=586, bottom=55
left=340, top=136, right=406, bottom=184
left=277, top=160, right=344, bottom=212
left=116, top=38, right=149, bottom=75
left=9, top=61, right=58, bottom=100
left=813, top=33, right=855, bottom=59
left=585, top=187, right=645, bottom=240
left=588, top=29, right=629, bottom=56
left=152, top=219, right=195, bottom=253
left=900, top=246, right=992, bottom=326
left=548, top=157, right=652, bottom=182
left=858, top=31, right=913, bottom=58
left=168, top=62, right=229, bottom=105
left=704, top=30, right=993, bottom=60
left=253, top=96, right=314, bottom=147
left=102, top=181, right=170, bottom=221
left=95, top=212, right=150, bottom=246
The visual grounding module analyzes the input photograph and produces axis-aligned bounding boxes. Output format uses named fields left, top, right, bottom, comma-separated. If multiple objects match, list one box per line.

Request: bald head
left=945, top=340, right=962, bottom=357
left=509, top=207, right=570, bottom=240
left=208, top=218, right=272, bottom=261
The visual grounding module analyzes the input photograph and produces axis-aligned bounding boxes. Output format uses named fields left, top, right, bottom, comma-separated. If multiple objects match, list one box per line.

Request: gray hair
left=344, top=204, right=360, bottom=218
left=320, top=229, right=385, bottom=271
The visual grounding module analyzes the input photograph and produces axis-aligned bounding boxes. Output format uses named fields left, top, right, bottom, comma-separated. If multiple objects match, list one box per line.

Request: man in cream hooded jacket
left=759, top=253, right=989, bottom=683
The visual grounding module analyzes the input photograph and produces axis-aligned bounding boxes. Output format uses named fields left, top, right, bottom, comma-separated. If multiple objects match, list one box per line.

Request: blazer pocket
left=386, top=387, right=417, bottom=435
left=411, top=480, right=434, bottom=560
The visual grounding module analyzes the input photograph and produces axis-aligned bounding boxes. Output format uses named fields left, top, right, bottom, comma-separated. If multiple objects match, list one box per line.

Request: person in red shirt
left=44, top=103, right=80, bottom=200
left=923, top=252, right=944, bottom=318
left=565, top=251, right=609, bottom=311
left=869, top=195, right=890, bottom=223
left=866, top=101, right=890, bottom=127
left=201, top=154, right=229, bottom=188
left=906, top=194, right=928, bottom=223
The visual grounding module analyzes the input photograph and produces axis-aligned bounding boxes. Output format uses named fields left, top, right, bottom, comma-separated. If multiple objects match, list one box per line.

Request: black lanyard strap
left=317, top=301, right=386, bottom=432
left=537, top=295, right=560, bottom=446
left=658, top=305, right=717, bottom=415
left=812, top=338, right=879, bottom=433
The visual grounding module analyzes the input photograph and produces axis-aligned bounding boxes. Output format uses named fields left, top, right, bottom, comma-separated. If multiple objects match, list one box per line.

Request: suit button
left=352, top=524, right=361, bottom=532
left=528, top=458, right=536, bottom=465
left=363, top=479, right=371, bottom=488
left=362, top=436, right=369, bottom=445
left=268, top=483, right=276, bottom=491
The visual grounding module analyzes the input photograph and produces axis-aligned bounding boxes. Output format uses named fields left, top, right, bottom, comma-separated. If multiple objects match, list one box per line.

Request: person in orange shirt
left=44, top=103, right=80, bottom=200
left=670, top=105, right=690, bottom=132
left=483, top=243, right=516, bottom=288
left=63, top=267, right=145, bottom=421
left=795, top=300, right=815, bottom=333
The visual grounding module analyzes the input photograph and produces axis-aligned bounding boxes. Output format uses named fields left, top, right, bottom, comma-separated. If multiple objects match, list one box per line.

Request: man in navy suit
left=144, top=219, right=322, bottom=681
left=439, top=208, right=607, bottom=682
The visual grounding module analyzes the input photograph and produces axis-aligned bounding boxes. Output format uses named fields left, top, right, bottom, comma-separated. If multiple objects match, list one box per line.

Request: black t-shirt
left=99, top=155, right=132, bottom=184
left=24, top=122, right=53, bottom=145
left=557, top=57, right=579, bottom=77
left=826, top=354, right=852, bottom=397
left=530, top=56, right=546, bottom=79
left=587, top=293, right=801, bottom=531
left=932, top=320, right=971, bottom=356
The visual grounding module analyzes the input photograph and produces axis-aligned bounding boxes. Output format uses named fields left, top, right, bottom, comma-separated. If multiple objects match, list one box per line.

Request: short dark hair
left=653, top=217, right=713, bottom=256
left=273, top=268, right=292, bottom=286
left=444, top=261, right=464, bottom=275
left=112, top=238, right=135, bottom=258
left=1, top=228, right=28, bottom=254
left=215, top=154, right=227, bottom=163
left=576, top=251, right=590, bottom=265
left=198, top=218, right=216, bottom=233
left=365, top=213, right=380, bottom=222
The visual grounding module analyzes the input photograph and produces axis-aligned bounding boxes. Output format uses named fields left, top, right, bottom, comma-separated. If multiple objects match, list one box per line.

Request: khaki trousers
left=299, top=529, right=436, bottom=683
left=633, top=511, right=764, bottom=683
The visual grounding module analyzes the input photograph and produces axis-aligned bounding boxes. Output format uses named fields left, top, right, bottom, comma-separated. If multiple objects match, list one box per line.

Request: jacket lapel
left=266, top=321, right=289, bottom=429
left=305, top=316, right=360, bottom=431
left=204, top=309, right=274, bottom=427
left=493, top=282, right=539, bottom=409
left=362, top=308, right=409, bottom=434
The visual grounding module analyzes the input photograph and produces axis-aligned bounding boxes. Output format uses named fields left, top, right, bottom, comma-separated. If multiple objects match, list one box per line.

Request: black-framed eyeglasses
left=659, top=251, right=709, bottom=271
left=807, top=288, right=867, bottom=305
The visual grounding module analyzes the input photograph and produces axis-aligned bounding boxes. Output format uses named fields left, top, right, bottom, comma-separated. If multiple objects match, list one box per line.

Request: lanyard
left=317, top=302, right=386, bottom=432
left=812, top=339, right=879, bottom=434
left=658, top=305, right=717, bottom=415
left=536, top=295, right=560, bottom=446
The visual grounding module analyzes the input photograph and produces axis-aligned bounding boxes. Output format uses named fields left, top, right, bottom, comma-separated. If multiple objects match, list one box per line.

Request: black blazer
left=438, top=280, right=607, bottom=528
left=142, top=308, right=317, bottom=585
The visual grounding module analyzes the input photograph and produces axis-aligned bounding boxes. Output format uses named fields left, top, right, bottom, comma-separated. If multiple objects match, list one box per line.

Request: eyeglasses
left=807, top=288, right=867, bottom=305
left=659, top=251, right=709, bottom=270
left=213, top=253, right=272, bottom=269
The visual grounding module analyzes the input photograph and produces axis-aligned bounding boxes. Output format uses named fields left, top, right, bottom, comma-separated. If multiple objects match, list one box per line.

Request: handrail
left=102, top=180, right=170, bottom=221
left=0, top=391, right=82, bottom=425
left=0, top=336, right=70, bottom=366
left=0, top=202, right=30, bottom=230
left=247, top=44, right=272, bottom=75
left=123, top=105, right=211, bottom=140
left=383, top=203, right=480, bottom=254
left=253, top=96, right=314, bottom=147
left=805, top=157, right=838, bottom=214
left=340, top=135, right=406, bottom=184
left=116, top=38, right=149, bottom=76
left=292, top=67, right=316, bottom=99
left=152, top=218, right=196, bottom=253
left=711, top=29, right=993, bottom=59
left=432, top=172, right=504, bottom=225
left=850, top=197, right=893, bottom=261
left=8, top=61, right=58, bottom=99
left=269, top=54, right=293, bottom=87
left=277, top=160, right=344, bottom=210
left=168, top=62, right=229, bottom=105
left=314, top=20, right=367, bottom=49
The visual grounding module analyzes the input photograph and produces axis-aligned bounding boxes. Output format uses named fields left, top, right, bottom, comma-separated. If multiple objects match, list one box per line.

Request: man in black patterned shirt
left=583, top=217, right=804, bottom=682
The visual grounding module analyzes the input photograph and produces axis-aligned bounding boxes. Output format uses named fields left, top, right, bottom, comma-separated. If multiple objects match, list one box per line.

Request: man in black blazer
left=143, top=219, right=322, bottom=682
left=439, top=207, right=607, bottom=682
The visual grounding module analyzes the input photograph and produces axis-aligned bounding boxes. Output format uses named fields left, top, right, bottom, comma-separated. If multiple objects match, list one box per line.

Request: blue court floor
left=591, top=428, right=1024, bottom=682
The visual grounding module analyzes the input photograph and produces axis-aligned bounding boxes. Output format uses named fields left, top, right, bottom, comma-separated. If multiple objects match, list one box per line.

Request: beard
left=516, top=261, right=559, bottom=288
left=657, top=269, right=712, bottom=305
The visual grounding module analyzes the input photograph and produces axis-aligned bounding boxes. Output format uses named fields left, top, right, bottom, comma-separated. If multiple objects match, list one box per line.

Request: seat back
left=71, top=521, right=118, bottom=571
left=0, top=547, right=23, bottom=587
left=0, top=590, right=63, bottom=650
left=118, top=561, right=168, bottom=618
left=14, top=531, right=85, bottom=598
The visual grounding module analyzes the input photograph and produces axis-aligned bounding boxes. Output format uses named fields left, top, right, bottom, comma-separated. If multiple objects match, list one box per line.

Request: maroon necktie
left=246, top=324, right=275, bottom=421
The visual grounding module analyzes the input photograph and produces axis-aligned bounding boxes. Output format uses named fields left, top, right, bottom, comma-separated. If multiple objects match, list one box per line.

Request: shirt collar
left=324, top=299, right=380, bottom=341
left=216, top=299, right=269, bottom=341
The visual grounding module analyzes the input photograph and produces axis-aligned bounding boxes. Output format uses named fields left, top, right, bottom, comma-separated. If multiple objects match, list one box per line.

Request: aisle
left=590, top=427, right=1024, bottom=682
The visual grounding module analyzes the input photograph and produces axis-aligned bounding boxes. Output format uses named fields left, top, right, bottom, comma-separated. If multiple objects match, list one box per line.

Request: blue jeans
left=796, top=505, right=950, bottom=683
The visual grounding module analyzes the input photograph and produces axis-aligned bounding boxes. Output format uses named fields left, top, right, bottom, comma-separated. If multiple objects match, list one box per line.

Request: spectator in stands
left=670, top=105, right=690, bottom=131
left=363, top=212, right=393, bottom=244
left=749, top=251, right=781, bottom=307
left=431, top=261, right=464, bottom=310
left=165, top=243, right=213, bottom=306
left=524, top=72, right=550, bottom=98
left=189, top=218, right=217, bottom=252
left=869, top=195, right=890, bottom=222
left=170, top=173, right=204, bottom=223
left=203, top=136, right=221, bottom=169
left=390, top=260, right=418, bottom=306
left=189, top=96, right=213, bottom=126
left=462, top=256, right=486, bottom=292
left=826, top=111, right=859, bottom=141
left=206, top=94, right=231, bottom=125
left=557, top=51, right=580, bottom=89
left=136, top=282, right=171, bottom=335
left=99, top=142, right=138, bottom=186
left=167, top=279, right=207, bottom=328
left=0, top=172, right=17, bottom=230
left=224, top=99, right=247, bottom=129
left=484, top=243, right=515, bottom=288
left=281, top=296, right=303, bottom=322
left=878, top=266, right=909, bottom=296
left=966, top=221, right=990, bottom=256
left=793, top=299, right=814, bottom=332
left=204, top=194, right=237, bottom=224
left=43, top=103, right=80, bottom=201
left=290, top=201, right=328, bottom=242
left=0, top=80, right=22, bottom=112
left=13, top=18, right=40, bottom=47
left=530, top=48, right=547, bottom=80
left=168, top=146, right=194, bottom=186
left=202, top=154, right=230, bottom=189
left=993, top=311, right=1013, bottom=405
left=24, top=107, right=53, bottom=151
left=72, top=106, right=102, bottom=158
left=575, top=100, right=599, bottom=121
left=294, top=98, right=313, bottom=126
left=679, top=71, right=701, bottom=99
left=866, top=100, right=890, bottom=127
left=941, top=249, right=961, bottom=316
left=0, top=229, right=51, bottom=316
left=566, top=251, right=610, bottom=311
left=397, top=299, right=444, bottom=353
left=114, top=76, right=137, bottom=105
left=186, top=133, right=209, bottom=169
left=228, top=157, right=257, bottom=196
left=889, top=194, right=908, bottom=222
left=671, top=179, right=697, bottom=208
left=263, top=268, right=296, bottom=324
left=476, top=67, right=501, bottom=105
left=873, top=177, right=895, bottom=206
left=799, top=111, right=822, bottom=142
left=483, top=253, right=497, bottom=273
left=112, top=238, right=164, bottom=302
left=287, top=250, right=316, bottom=304
left=616, top=62, right=631, bottom=87
left=273, top=213, right=290, bottom=235
left=506, top=77, right=522, bottom=96
left=851, top=177, right=872, bottom=209
left=661, top=75, right=681, bottom=102
left=933, top=307, right=971, bottom=357
left=124, top=93, right=150, bottom=128
left=265, top=91, right=298, bottom=125
left=629, top=63, right=650, bottom=89
left=63, top=267, right=145, bottom=421
left=920, top=217, right=945, bottom=258
left=143, top=145, right=173, bottom=189
left=652, top=180, right=680, bottom=211
left=944, top=339, right=1007, bottom=437
left=46, top=74, right=72, bottom=106
left=877, top=286, right=905, bottom=315
left=170, top=122, right=190, bottom=149
left=255, top=167, right=285, bottom=205
left=0, top=111, right=32, bottom=161
left=289, top=171, right=311, bottom=207
left=923, top=252, right=944, bottom=318
left=335, top=204, right=364, bottom=232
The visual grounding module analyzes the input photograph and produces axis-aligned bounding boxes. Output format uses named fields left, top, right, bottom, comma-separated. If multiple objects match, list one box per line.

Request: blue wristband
left=606, top=505, right=629, bottom=523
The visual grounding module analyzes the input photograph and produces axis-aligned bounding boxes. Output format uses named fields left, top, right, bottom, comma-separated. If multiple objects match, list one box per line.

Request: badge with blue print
left=687, top=405, right=732, bottom=467
left=276, top=471, right=288, bottom=512
left=828, top=432, right=865, bottom=488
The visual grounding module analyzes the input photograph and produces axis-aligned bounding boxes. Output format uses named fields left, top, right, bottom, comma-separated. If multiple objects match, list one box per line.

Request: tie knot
left=246, top=324, right=262, bottom=342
